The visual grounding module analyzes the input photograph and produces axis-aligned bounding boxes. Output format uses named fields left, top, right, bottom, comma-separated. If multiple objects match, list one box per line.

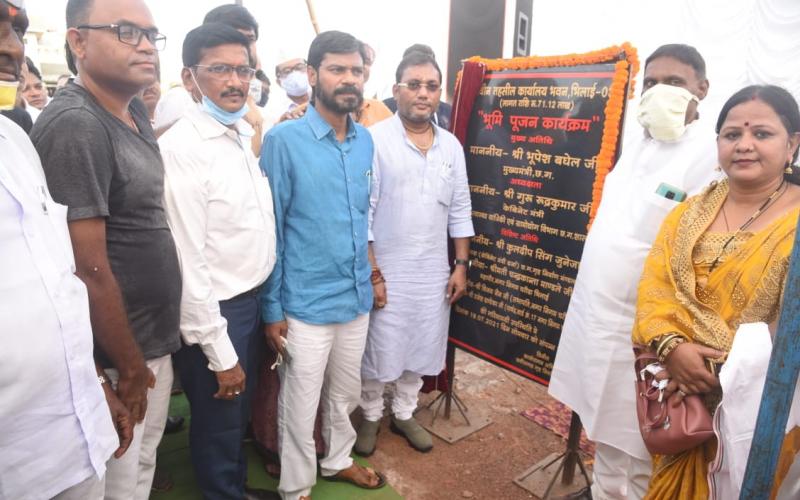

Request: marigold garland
left=462, top=43, right=639, bottom=228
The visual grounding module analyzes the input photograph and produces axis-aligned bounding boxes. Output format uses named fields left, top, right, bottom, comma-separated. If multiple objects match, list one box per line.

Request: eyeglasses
left=194, top=64, right=257, bottom=82
left=77, top=23, right=166, bottom=51
left=397, top=81, right=441, bottom=93
left=277, top=62, right=307, bottom=78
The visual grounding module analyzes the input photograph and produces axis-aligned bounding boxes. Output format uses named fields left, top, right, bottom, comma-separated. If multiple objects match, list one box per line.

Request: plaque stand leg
left=514, top=412, right=592, bottom=498
left=414, top=342, right=493, bottom=443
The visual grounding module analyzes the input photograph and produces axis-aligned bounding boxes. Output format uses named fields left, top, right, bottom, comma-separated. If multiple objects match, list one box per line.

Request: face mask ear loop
left=189, top=69, right=207, bottom=104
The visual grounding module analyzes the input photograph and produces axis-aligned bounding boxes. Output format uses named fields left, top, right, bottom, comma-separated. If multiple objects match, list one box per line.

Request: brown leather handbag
left=634, top=348, right=714, bottom=456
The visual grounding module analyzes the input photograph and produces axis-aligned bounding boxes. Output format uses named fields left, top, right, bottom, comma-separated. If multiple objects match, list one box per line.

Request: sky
left=25, top=0, right=450, bottom=108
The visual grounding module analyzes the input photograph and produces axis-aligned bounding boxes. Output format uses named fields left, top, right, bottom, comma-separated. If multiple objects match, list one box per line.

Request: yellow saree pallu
left=632, top=180, right=799, bottom=499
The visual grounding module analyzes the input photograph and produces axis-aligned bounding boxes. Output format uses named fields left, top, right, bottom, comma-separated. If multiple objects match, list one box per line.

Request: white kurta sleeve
left=448, top=145, right=475, bottom=238
left=368, top=148, right=381, bottom=242
left=162, top=147, right=238, bottom=372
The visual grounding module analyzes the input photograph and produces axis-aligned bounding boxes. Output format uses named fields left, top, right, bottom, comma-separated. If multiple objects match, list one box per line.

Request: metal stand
left=514, top=412, right=592, bottom=499
left=415, top=342, right=493, bottom=443
left=418, top=342, right=471, bottom=426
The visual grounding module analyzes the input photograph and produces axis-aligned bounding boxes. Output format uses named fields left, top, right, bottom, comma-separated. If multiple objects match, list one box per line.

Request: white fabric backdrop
left=531, top=0, right=800, bottom=126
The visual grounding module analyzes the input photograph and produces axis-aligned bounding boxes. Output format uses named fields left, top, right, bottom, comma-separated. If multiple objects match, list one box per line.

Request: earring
left=715, top=165, right=722, bottom=172
left=786, top=161, right=794, bottom=174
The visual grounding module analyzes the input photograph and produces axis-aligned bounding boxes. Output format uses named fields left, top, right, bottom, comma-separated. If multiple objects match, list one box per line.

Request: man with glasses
left=355, top=52, right=473, bottom=456
left=154, top=4, right=265, bottom=156
left=159, top=23, right=277, bottom=500
left=30, top=0, right=181, bottom=498
left=260, top=30, right=387, bottom=499
left=275, top=56, right=311, bottom=116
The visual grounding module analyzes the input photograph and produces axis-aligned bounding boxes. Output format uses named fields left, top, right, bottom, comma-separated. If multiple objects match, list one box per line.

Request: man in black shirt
left=30, top=0, right=181, bottom=497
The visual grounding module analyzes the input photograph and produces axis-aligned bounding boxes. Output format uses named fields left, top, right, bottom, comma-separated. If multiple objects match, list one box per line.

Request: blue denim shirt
left=259, top=105, right=373, bottom=325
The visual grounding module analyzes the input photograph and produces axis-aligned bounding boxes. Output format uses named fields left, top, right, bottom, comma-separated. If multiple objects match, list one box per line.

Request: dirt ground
left=361, top=350, right=592, bottom=500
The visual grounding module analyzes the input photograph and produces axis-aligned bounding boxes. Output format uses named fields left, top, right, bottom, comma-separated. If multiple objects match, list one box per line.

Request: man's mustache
left=334, top=85, right=361, bottom=97
left=221, top=88, right=244, bottom=98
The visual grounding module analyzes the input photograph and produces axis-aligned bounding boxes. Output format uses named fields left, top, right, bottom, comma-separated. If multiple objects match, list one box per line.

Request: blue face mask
left=191, top=71, right=249, bottom=126
left=200, top=95, right=249, bottom=125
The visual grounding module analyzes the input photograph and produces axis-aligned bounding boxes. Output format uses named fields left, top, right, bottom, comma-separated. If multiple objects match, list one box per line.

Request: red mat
left=521, top=400, right=596, bottom=456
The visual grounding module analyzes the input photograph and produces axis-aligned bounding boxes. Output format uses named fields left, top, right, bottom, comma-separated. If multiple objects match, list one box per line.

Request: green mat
left=152, top=395, right=402, bottom=499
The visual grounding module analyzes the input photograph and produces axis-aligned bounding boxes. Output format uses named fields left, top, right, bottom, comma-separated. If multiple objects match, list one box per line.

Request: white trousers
left=591, top=442, right=651, bottom=500
left=361, top=370, right=423, bottom=421
left=278, top=314, right=370, bottom=500
left=103, top=354, right=173, bottom=500
left=51, top=473, right=105, bottom=500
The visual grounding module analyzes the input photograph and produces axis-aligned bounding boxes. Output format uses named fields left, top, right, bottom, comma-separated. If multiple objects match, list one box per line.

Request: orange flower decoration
left=465, top=43, right=639, bottom=228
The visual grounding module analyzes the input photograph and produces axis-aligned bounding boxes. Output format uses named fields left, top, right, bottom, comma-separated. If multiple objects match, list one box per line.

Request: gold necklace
left=710, top=179, right=787, bottom=272
left=404, top=124, right=433, bottom=152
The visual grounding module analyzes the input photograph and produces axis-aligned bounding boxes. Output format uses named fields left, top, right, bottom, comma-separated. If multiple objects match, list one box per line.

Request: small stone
left=514, top=387, right=523, bottom=394
left=497, top=432, right=505, bottom=439
left=462, top=491, right=474, bottom=498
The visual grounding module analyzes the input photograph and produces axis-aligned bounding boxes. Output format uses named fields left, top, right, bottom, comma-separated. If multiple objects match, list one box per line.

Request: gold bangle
left=658, top=337, right=685, bottom=364
left=653, top=334, right=677, bottom=358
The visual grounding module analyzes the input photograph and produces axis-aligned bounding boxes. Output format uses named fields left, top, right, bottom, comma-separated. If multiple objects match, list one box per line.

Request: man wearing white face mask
left=548, top=44, right=721, bottom=500
left=159, top=23, right=277, bottom=500
left=275, top=57, right=311, bottom=113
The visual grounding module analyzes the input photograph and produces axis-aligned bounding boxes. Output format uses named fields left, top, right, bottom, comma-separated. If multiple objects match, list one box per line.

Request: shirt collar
left=306, top=103, right=357, bottom=141
left=186, top=103, right=253, bottom=140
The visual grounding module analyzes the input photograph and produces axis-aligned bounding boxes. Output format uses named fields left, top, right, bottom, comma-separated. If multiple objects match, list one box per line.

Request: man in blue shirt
left=259, top=31, right=386, bottom=500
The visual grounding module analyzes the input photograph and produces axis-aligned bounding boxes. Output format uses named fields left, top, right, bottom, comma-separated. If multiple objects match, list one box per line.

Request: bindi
left=744, top=121, right=749, bottom=127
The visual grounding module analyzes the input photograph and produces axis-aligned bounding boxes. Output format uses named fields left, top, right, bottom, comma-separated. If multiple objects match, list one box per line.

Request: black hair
left=395, top=52, right=441, bottom=83
left=360, top=41, right=375, bottom=66
left=255, top=69, right=270, bottom=85
left=182, top=22, right=251, bottom=69
left=203, top=5, right=258, bottom=40
left=716, top=84, right=800, bottom=166
left=65, top=0, right=93, bottom=27
left=65, top=0, right=94, bottom=74
left=402, top=43, right=435, bottom=59
left=25, top=57, right=42, bottom=81
left=645, top=43, right=706, bottom=80
left=306, top=30, right=365, bottom=70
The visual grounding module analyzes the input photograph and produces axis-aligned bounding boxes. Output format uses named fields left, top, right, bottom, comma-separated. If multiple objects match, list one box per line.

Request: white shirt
left=0, top=116, right=117, bottom=499
left=153, top=86, right=195, bottom=130
left=548, top=119, right=721, bottom=460
left=160, top=105, right=276, bottom=372
left=362, top=114, right=474, bottom=382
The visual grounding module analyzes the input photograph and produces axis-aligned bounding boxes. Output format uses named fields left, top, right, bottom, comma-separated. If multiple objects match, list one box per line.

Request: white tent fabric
left=532, top=0, right=800, bottom=121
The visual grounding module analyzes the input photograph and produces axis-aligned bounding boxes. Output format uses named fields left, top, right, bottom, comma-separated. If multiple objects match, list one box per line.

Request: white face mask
left=637, top=84, right=698, bottom=142
left=280, top=70, right=310, bottom=98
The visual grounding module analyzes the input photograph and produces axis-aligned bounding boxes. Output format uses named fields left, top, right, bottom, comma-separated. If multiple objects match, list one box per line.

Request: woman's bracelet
left=657, top=337, right=686, bottom=364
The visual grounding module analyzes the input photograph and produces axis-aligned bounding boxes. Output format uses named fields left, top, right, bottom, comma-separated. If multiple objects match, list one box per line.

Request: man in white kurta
left=548, top=44, right=720, bottom=500
left=357, top=53, right=474, bottom=455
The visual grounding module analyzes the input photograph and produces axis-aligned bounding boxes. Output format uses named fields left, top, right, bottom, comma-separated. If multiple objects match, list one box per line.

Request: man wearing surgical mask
left=275, top=57, right=310, bottom=113
left=159, top=22, right=277, bottom=500
left=548, top=44, right=721, bottom=500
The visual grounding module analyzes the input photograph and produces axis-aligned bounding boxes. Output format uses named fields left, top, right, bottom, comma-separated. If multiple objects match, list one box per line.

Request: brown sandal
left=324, top=463, right=387, bottom=489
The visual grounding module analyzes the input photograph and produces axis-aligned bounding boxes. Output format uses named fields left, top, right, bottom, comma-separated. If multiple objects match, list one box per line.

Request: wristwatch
left=454, top=258, right=471, bottom=269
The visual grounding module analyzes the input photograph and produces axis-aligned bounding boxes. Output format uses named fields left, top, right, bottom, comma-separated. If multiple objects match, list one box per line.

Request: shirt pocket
left=436, top=161, right=455, bottom=206
left=632, top=191, right=680, bottom=244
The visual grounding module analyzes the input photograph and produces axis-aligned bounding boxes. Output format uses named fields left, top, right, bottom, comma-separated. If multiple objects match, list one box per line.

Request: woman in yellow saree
left=633, top=84, right=800, bottom=499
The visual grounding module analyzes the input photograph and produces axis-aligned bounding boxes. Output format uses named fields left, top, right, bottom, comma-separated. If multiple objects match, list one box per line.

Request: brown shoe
left=324, top=462, right=387, bottom=489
